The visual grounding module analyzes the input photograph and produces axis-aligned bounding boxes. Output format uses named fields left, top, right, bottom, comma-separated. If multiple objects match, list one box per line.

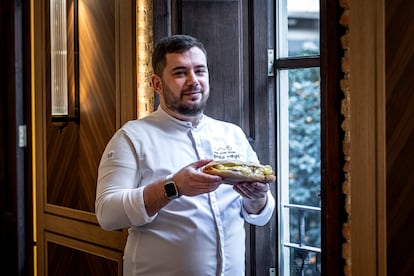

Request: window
left=276, top=0, right=321, bottom=275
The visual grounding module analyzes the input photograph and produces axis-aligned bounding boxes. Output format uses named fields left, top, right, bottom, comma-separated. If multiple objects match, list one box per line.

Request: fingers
left=192, top=159, right=213, bottom=170
left=233, top=182, right=269, bottom=199
left=188, top=159, right=222, bottom=183
left=174, top=160, right=222, bottom=196
left=180, top=178, right=220, bottom=196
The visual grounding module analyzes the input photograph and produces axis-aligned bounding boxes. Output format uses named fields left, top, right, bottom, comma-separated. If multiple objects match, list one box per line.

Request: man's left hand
left=233, top=182, right=269, bottom=214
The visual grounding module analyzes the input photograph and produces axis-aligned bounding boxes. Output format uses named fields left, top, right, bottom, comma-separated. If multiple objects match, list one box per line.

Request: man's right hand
left=173, top=159, right=223, bottom=196
left=143, top=159, right=223, bottom=216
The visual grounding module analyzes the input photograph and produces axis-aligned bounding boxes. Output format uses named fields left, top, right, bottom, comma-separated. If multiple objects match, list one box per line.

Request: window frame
left=274, top=0, right=345, bottom=275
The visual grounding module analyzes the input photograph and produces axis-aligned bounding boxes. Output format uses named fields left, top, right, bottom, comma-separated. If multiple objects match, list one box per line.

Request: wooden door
left=153, top=1, right=277, bottom=275
left=32, top=0, right=136, bottom=274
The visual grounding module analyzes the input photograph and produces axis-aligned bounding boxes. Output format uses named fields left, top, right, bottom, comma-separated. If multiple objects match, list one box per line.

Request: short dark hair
left=152, top=34, right=207, bottom=76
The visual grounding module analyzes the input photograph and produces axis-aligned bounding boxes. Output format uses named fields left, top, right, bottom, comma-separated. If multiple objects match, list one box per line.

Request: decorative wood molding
left=340, top=0, right=387, bottom=275
left=118, top=0, right=138, bottom=125
left=45, top=232, right=123, bottom=275
left=31, top=0, right=48, bottom=273
left=44, top=214, right=126, bottom=251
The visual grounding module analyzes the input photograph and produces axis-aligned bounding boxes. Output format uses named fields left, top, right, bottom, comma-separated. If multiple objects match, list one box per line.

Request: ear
left=151, top=74, right=162, bottom=95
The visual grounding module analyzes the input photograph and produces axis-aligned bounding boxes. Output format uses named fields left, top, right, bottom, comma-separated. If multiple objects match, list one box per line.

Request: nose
left=186, top=71, right=199, bottom=86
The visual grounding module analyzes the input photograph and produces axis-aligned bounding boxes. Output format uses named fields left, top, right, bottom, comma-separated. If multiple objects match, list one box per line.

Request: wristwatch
left=164, top=174, right=180, bottom=199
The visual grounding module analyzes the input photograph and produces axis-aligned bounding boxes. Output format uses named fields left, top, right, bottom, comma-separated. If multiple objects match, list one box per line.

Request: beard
left=162, top=81, right=209, bottom=116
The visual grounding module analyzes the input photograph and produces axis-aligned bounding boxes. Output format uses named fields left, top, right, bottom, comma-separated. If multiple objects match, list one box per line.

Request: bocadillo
left=203, top=159, right=276, bottom=183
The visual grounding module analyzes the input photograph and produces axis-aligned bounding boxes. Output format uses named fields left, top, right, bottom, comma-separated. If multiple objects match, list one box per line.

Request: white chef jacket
left=96, top=106, right=275, bottom=276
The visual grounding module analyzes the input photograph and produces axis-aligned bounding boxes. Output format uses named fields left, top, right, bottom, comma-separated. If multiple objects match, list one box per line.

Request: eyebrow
left=171, top=66, right=187, bottom=71
left=171, top=64, right=207, bottom=71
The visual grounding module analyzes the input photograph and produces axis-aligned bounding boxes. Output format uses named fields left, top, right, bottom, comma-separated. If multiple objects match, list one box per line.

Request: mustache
left=182, top=85, right=202, bottom=93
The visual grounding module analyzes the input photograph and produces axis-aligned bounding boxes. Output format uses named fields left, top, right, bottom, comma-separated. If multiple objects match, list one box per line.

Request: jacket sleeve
left=95, top=130, right=156, bottom=231
left=241, top=190, right=275, bottom=226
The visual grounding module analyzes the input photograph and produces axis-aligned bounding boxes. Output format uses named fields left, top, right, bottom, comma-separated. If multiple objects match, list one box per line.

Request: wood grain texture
left=385, top=0, right=414, bottom=274
left=46, top=232, right=122, bottom=276
left=178, top=0, right=250, bottom=131
left=47, top=0, right=116, bottom=213
left=78, top=0, right=116, bottom=212
left=348, top=0, right=387, bottom=274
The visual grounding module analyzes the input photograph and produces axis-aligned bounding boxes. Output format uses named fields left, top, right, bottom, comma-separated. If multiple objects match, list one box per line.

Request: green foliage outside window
left=288, top=62, right=321, bottom=275
left=288, top=67, right=321, bottom=208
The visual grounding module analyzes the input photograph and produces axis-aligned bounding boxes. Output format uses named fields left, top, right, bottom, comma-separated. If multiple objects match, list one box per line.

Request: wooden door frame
left=347, top=0, right=387, bottom=274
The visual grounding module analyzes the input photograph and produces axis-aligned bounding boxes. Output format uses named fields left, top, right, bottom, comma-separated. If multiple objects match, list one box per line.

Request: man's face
left=154, top=47, right=210, bottom=118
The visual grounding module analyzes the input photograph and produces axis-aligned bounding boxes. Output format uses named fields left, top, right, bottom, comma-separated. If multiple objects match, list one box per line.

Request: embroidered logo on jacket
left=213, top=145, right=241, bottom=160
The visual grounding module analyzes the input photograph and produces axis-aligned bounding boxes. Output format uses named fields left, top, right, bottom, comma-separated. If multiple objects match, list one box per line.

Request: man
left=96, top=34, right=275, bottom=276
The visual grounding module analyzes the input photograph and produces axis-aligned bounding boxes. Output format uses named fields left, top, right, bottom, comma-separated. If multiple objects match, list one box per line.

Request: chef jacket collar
left=157, top=105, right=205, bottom=128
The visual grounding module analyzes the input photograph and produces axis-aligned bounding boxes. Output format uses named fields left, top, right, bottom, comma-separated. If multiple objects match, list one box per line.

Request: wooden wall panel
left=78, top=0, right=117, bottom=212
left=386, top=0, right=414, bottom=274
left=46, top=232, right=122, bottom=276
left=47, top=124, right=80, bottom=208
left=46, top=0, right=116, bottom=213
left=175, top=0, right=250, bottom=131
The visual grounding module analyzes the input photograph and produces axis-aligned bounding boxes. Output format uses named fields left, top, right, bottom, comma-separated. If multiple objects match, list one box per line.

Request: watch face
left=165, top=182, right=178, bottom=198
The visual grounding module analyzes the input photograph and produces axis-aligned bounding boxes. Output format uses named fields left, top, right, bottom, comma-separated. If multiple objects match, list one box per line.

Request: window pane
left=289, top=248, right=321, bottom=275
left=288, top=207, right=321, bottom=247
left=288, top=68, right=321, bottom=207
left=278, top=0, right=320, bottom=57
left=278, top=68, right=321, bottom=276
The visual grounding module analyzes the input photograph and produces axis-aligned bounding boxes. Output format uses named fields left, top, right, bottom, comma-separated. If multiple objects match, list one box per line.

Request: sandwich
left=202, top=159, right=276, bottom=183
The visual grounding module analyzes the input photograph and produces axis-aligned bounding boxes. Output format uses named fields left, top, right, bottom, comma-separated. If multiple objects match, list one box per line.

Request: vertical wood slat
left=348, top=0, right=386, bottom=275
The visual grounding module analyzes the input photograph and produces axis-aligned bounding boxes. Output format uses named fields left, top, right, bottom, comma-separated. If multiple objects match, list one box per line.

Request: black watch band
left=164, top=174, right=180, bottom=199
